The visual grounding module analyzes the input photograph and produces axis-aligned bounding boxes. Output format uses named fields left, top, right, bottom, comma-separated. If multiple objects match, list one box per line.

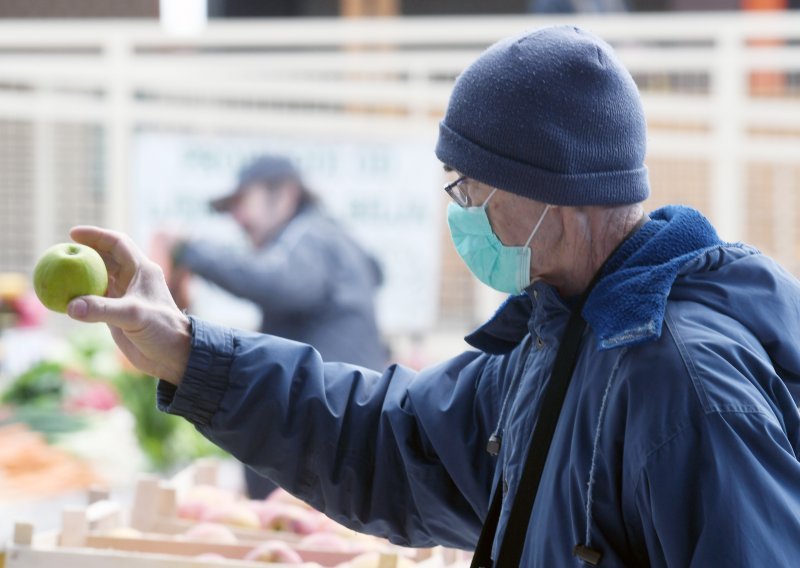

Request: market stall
left=3, top=459, right=470, bottom=568
left=0, top=287, right=471, bottom=567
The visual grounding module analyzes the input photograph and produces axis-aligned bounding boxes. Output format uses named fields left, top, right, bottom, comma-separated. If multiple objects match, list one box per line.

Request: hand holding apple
left=33, top=243, right=108, bottom=313
left=63, top=226, right=191, bottom=385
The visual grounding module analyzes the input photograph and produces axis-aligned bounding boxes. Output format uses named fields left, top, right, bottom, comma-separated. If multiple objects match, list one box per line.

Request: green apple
left=33, top=243, right=108, bottom=313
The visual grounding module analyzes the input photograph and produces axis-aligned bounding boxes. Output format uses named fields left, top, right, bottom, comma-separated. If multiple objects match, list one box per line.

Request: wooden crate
left=3, top=496, right=418, bottom=568
left=128, top=460, right=305, bottom=542
left=129, top=460, right=419, bottom=554
left=4, top=496, right=305, bottom=567
left=2, top=460, right=470, bottom=568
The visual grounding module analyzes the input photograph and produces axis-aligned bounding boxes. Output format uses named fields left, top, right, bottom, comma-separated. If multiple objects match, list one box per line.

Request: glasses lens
left=445, top=176, right=469, bottom=207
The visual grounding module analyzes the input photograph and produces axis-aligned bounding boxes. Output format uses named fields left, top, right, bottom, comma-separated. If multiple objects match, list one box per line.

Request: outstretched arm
left=176, top=235, right=330, bottom=316
left=158, top=318, right=504, bottom=548
left=66, top=225, right=507, bottom=548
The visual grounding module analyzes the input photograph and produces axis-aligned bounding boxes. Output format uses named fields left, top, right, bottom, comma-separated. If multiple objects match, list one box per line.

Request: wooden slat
left=4, top=545, right=279, bottom=567
left=84, top=534, right=362, bottom=565
left=13, top=523, right=33, bottom=546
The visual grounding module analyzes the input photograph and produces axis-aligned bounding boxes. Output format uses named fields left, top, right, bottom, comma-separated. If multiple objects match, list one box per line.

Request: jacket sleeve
left=634, top=409, right=800, bottom=567
left=157, top=317, right=513, bottom=548
left=177, top=234, right=328, bottom=316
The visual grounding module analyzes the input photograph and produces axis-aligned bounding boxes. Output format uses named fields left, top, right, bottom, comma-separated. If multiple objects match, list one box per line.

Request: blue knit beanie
left=435, top=25, right=649, bottom=206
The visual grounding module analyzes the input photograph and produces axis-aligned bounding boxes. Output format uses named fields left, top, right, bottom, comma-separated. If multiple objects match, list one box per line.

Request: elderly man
left=66, top=26, right=800, bottom=567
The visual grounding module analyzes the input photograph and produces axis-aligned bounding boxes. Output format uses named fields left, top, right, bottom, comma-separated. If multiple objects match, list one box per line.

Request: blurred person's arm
left=149, top=231, right=192, bottom=310
left=175, top=235, right=328, bottom=315
left=65, top=225, right=506, bottom=548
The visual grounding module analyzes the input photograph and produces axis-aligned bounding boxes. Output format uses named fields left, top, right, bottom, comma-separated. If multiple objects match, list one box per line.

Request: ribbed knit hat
left=435, top=25, right=649, bottom=206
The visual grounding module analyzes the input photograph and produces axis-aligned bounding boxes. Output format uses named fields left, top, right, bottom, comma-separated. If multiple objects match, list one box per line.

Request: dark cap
left=211, top=154, right=302, bottom=212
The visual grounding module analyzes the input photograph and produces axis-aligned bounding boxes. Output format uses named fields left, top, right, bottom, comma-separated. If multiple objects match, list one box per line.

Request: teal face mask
left=447, top=189, right=550, bottom=295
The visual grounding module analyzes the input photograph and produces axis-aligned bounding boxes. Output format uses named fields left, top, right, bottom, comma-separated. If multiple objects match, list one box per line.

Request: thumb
left=68, top=295, right=142, bottom=329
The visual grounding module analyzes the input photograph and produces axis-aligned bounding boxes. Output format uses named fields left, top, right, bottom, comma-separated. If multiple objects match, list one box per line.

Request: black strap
left=470, top=298, right=592, bottom=568
left=469, top=218, right=649, bottom=567
left=470, top=475, right=504, bottom=568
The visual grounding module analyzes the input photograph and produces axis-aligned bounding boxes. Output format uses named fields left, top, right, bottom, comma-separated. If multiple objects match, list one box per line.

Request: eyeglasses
left=444, top=175, right=470, bottom=208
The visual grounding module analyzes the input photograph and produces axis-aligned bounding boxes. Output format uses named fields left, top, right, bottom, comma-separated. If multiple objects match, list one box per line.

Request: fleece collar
left=466, top=205, right=724, bottom=354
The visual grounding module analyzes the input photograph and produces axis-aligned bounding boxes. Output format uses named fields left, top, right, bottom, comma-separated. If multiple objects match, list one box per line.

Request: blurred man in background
left=166, top=154, right=387, bottom=497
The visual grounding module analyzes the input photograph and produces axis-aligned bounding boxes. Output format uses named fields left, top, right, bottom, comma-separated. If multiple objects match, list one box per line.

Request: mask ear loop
left=517, top=204, right=551, bottom=293
left=524, top=204, right=551, bottom=248
left=480, top=188, right=499, bottom=209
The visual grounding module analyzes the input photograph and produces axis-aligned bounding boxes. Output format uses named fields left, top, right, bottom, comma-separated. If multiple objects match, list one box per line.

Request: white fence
left=1, top=12, right=799, bottom=330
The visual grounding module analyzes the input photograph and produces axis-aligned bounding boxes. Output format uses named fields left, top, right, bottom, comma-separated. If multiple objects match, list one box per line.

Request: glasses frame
left=444, top=175, right=470, bottom=208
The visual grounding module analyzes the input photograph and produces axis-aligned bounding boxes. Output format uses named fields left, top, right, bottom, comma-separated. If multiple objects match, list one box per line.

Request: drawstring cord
left=487, top=335, right=534, bottom=456
left=578, top=348, right=628, bottom=565
left=483, top=293, right=631, bottom=566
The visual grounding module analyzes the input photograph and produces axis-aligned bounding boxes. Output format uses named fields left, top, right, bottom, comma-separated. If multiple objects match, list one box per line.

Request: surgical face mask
left=447, top=189, right=550, bottom=295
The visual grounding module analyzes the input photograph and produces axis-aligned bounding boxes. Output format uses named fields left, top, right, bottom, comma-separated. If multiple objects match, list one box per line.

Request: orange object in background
left=0, top=423, right=99, bottom=501
left=0, top=273, right=26, bottom=302
left=742, top=0, right=788, bottom=97
left=741, top=0, right=786, bottom=8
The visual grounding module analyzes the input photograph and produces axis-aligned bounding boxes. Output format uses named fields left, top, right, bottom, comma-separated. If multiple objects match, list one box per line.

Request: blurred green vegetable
left=111, top=370, right=224, bottom=471
left=1, top=326, right=224, bottom=472
left=0, top=404, right=86, bottom=442
left=1, top=361, right=65, bottom=406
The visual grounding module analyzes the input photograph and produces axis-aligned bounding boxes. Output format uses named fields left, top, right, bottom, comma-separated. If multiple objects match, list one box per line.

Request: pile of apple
left=177, top=484, right=347, bottom=537
left=176, top=485, right=418, bottom=566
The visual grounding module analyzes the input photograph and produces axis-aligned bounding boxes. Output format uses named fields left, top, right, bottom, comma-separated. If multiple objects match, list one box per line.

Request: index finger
left=70, top=226, right=143, bottom=283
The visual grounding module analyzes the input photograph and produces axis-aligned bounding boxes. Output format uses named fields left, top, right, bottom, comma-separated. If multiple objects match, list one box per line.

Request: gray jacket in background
left=178, top=205, right=387, bottom=370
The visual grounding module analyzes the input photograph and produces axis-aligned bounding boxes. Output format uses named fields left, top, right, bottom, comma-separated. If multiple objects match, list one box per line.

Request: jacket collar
left=466, top=206, right=724, bottom=354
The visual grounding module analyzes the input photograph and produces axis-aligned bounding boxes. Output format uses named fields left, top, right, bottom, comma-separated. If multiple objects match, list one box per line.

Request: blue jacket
left=159, top=206, right=800, bottom=566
